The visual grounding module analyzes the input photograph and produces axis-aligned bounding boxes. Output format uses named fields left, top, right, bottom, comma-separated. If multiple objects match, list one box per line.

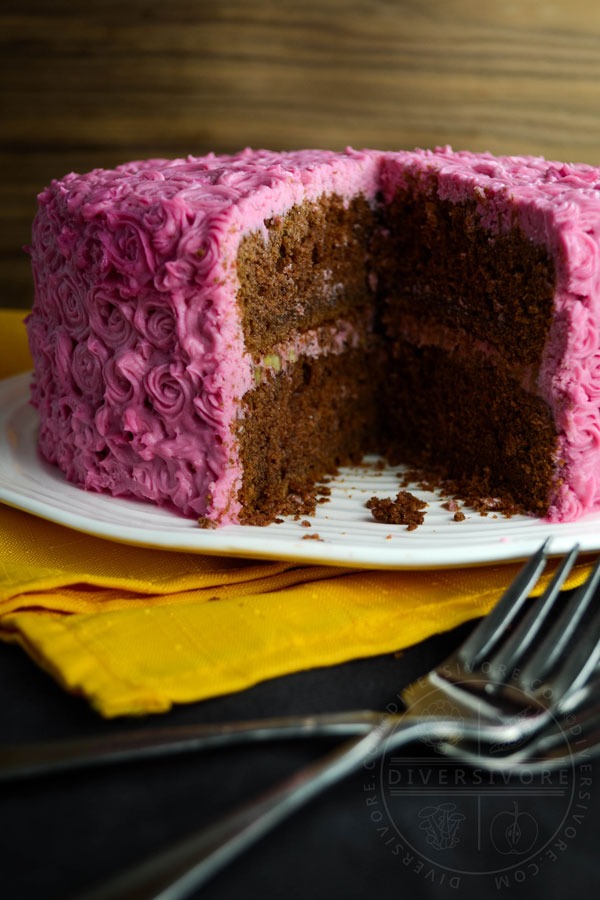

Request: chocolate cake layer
left=237, top=195, right=376, bottom=356
left=385, top=341, right=558, bottom=513
left=236, top=179, right=560, bottom=522
left=236, top=344, right=380, bottom=524
left=377, top=187, right=556, bottom=366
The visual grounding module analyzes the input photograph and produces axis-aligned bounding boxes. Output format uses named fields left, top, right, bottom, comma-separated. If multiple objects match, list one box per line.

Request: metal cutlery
left=73, top=541, right=600, bottom=899
left=3, top=540, right=595, bottom=783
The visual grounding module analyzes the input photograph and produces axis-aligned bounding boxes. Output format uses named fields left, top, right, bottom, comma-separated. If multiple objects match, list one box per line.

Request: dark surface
left=0, top=622, right=598, bottom=900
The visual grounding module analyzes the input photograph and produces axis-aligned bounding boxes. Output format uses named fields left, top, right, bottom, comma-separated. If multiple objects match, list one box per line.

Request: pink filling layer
left=27, top=146, right=600, bottom=524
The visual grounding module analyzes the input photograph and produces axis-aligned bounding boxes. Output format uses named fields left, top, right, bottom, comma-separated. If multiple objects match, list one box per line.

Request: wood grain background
left=4, top=0, right=600, bottom=308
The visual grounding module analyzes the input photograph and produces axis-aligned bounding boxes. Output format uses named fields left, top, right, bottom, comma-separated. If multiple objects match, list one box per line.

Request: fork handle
left=0, top=710, right=381, bottom=781
left=77, top=717, right=424, bottom=900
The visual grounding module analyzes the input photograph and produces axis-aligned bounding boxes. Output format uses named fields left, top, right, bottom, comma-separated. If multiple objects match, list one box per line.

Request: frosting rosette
left=54, top=329, right=75, bottom=391
left=141, top=197, right=188, bottom=256
left=99, top=213, right=157, bottom=295
left=88, top=287, right=134, bottom=350
left=560, top=224, right=600, bottom=296
left=103, top=349, right=146, bottom=406
left=177, top=217, right=221, bottom=277
left=57, top=271, right=90, bottom=340
left=144, top=361, right=194, bottom=419
left=133, top=291, right=177, bottom=351
left=72, top=406, right=107, bottom=454
left=71, top=335, right=109, bottom=399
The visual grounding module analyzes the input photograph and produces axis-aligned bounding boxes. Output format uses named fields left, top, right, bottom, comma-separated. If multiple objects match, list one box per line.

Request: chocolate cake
left=26, top=147, right=600, bottom=525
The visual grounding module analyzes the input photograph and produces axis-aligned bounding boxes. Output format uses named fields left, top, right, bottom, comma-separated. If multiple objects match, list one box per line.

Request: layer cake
left=27, top=147, right=600, bottom=525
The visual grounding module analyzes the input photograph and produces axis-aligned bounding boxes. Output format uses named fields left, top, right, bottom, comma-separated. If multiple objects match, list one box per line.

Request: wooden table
left=3, top=0, right=600, bottom=307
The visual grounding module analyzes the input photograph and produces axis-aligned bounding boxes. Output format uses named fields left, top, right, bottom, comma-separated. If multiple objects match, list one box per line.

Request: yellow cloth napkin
left=0, top=310, right=592, bottom=717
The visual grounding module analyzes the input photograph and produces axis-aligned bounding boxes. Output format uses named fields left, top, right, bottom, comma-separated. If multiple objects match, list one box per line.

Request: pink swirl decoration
left=567, top=303, right=599, bottom=359
left=57, top=224, right=79, bottom=260
left=141, top=458, right=201, bottom=515
left=560, top=226, right=600, bottom=295
left=141, top=198, right=188, bottom=255
left=74, top=228, right=105, bottom=273
left=121, top=405, right=167, bottom=461
left=99, top=215, right=157, bottom=293
left=133, top=292, right=177, bottom=350
left=71, top=336, right=108, bottom=398
left=57, top=272, right=90, bottom=340
left=178, top=217, right=221, bottom=277
left=155, top=213, right=223, bottom=291
left=54, top=329, right=74, bottom=390
left=582, top=356, right=600, bottom=401
left=33, top=200, right=64, bottom=273
left=567, top=408, right=600, bottom=452
left=88, top=288, right=134, bottom=350
left=72, top=407, right=106, bottom=453
left=131, top=462, right=161, bottom=501
left=103, top=355, right=139, bottom=406
left=154, top=210, right=222, bottom=292
left=53, top=395, right=76, bottom=435
left=193, top=388, right=225, bottom=429
left=144, top=363, right=191, bottom=418
left=171, top=466, right=196, bottom=511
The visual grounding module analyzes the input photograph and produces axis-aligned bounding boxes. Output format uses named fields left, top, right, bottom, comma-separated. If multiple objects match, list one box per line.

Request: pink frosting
left=27, top=145, right=600, bottom=523
left=27, top=148, right=381, bottom=522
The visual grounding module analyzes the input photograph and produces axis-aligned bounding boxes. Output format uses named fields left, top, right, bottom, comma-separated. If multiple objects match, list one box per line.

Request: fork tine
left=519, top=554, right=600, bottom=694
left=486, top=544, right=580, bottom=682
left=543, top=602, right=600, bottom=702
left=457, top=538, right=550, bottom=668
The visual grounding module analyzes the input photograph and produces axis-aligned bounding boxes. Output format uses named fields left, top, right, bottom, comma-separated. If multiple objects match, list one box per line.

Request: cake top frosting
left=45, top=147, right=381, bottom=225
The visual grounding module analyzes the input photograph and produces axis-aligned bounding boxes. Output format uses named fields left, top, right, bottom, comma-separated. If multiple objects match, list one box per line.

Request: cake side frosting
left=28, top=148, right=381, bottom=523
left=381, top=148, right=600, bottom=522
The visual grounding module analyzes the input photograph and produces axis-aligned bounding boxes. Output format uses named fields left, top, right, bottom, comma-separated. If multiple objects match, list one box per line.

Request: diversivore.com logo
left=362, top=716, right=593, bottom=889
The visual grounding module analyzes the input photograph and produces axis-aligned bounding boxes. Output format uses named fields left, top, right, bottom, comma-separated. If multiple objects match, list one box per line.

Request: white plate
left=1, top=371, right=599, bottom=569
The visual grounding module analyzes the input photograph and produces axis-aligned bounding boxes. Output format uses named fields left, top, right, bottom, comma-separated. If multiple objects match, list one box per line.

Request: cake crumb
left=317, top=497, right=330, bottom=504
left=394, top=463, right=524, bottom=519
left=300, top=520, right=311, bottom=527
left=274, top=518, right=284, bottom=524
left=302, top=533, right=324, bottom=541
left=375, top=459, right=385, bottom=471
left=441, top=499, right=460, bottom=512
left=197, top=517, right=218, bottom=530
left=366, top=491, right=427, bottom=531
left=453, top=511, right=466, bottom=522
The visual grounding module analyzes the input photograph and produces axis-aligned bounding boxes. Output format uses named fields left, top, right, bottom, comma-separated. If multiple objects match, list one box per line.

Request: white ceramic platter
left=1, top=372, right=599, bottom=569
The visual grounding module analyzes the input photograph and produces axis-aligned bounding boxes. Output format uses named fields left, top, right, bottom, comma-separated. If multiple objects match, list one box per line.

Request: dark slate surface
left=0, top=620, right=598, bottom=900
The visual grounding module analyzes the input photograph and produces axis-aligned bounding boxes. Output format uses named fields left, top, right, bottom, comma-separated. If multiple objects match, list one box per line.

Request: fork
left=1, top=540, right=593, bottom=782
left=74, top=541, right=600, bottom=900
left=445, top=672, right=600, bottom=772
